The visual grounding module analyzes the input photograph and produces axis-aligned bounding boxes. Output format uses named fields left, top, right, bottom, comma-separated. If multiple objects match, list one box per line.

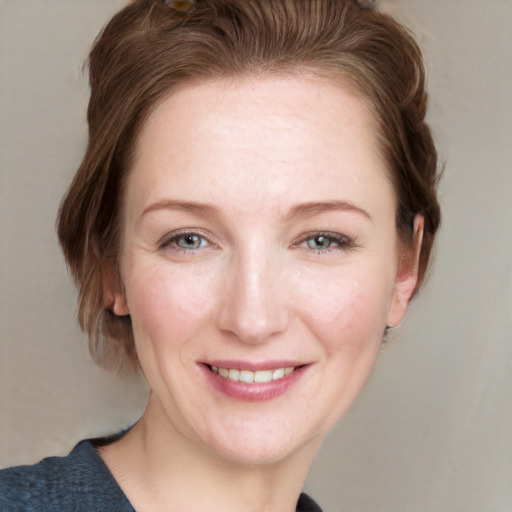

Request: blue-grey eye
left=176, top=234, right=204, bottom=249
left=307, top=235, right=333, bottom=250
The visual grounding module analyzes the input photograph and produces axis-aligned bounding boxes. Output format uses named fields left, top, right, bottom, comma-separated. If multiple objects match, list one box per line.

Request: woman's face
left=114, top=76, right=420, bottom=465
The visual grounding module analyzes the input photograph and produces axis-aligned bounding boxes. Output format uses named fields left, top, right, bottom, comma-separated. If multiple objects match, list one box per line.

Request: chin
left=191, top=405, right=335, bottom=468
left=206, top=431, right=321, bottom=467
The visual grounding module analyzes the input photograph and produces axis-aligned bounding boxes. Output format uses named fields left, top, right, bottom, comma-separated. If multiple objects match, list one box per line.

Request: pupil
left=308, top=235, right=330, bottom=249
left=183, top=235, right=199, bottom=247
left=178, top=235, right=200, bottom=249
left=316, top=236, right=328, bottom=248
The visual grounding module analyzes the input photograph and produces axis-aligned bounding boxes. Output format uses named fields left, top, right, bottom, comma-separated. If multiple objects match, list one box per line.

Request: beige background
left=1, top=1, right=511, bottom=511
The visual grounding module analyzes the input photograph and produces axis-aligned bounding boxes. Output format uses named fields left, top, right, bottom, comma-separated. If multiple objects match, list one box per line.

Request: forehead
left=126, top=75, right=394, bottom=219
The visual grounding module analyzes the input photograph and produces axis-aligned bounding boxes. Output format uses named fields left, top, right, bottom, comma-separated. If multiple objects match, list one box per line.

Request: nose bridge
left=217, top=242, right=289, bottom=344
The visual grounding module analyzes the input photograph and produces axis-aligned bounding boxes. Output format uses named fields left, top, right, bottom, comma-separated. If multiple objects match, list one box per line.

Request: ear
left=387, top=215, right=424, bottom=328
left=102, top=264, right=129, bottom=316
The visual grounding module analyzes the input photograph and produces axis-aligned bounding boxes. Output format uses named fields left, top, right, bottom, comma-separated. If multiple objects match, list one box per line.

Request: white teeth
left=239, top=370, right=254, bottom=383
left=212, top=366, right=296, bottom=383
left=272, top=368, right=285, bottom=380
left=254, top=370, right=272, bottom=383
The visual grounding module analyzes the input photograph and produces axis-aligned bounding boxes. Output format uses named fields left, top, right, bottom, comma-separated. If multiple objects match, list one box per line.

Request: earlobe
left=387, top=215, right=424, bottom=328
left=102, top=266, right=129, bottom=316
left=110, top=295, right=129, bottom=316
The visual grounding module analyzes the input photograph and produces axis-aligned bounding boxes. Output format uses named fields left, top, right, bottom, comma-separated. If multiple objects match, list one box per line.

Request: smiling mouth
left=209, top=365, right=296, bottom=384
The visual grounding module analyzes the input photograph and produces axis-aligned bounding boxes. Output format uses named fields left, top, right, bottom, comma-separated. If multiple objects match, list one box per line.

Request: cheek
left=293, top=262, right=393, bottom=352
left=123, top=259, right=218, bottom=351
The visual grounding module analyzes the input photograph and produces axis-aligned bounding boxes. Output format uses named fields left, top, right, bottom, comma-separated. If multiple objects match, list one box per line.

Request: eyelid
left=158, top=228, right=215, bottom=250
left=293, top=231, right=355, bottom=251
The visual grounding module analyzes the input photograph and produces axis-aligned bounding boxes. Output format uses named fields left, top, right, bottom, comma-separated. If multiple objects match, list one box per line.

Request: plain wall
left=1, top=1, right=511, bottom=511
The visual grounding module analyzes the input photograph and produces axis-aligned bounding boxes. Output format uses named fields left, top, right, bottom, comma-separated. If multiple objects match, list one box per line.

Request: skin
left=100, top=75, right=423, bottom=512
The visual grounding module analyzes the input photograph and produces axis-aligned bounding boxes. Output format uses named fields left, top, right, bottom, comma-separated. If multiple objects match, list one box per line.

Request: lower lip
left=200, top=364, right=309, bottom=402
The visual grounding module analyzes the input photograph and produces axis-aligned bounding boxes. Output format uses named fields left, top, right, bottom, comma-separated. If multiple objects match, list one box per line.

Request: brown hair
left=57, top=0, right=441, bottom=371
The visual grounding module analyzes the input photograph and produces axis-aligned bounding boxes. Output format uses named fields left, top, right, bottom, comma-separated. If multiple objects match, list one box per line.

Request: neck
left=99, top=394, right=322, bottom=512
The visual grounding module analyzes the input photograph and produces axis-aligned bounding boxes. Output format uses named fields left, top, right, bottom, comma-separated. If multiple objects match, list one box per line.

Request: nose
left=216, top=250, right=290, bottom=344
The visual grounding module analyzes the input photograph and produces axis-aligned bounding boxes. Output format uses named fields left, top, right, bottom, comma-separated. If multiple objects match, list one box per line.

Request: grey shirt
left=0, top=437, right=323, bottom=511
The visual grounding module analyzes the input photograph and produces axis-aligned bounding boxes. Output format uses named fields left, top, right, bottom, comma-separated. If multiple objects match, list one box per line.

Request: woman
left=0, top=0, right=440, bottom=510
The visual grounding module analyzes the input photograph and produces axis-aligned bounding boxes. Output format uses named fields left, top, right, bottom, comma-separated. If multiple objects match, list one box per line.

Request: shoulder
left=0, top=439, right=133, bottom=512
left=1, top=439, right=319, bottom=512
left=297, top=492, right=323, bottom=512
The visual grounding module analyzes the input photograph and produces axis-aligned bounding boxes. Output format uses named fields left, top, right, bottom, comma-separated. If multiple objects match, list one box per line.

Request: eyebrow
left=142, top=199, right=372, bottom=222
left=142, top=200, right=222, bottom=219
left=284, top=201, right=373, bottom=222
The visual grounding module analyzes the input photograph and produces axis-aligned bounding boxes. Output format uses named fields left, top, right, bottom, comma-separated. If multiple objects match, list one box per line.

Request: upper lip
left=203, top=360, right=308, bottom=371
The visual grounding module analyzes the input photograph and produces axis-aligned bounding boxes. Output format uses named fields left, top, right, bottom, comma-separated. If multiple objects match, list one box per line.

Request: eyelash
left=159, top=230, right=212, bottom=253
left=158, top=230, right=354, bottom=255
left=295, top=232, right=355, bottom=253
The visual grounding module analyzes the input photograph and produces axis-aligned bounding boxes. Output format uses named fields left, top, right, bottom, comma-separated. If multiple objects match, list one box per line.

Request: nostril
left=217, top=304, right=290, bottom=345
left=215, top=258, right=290, bottom=344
